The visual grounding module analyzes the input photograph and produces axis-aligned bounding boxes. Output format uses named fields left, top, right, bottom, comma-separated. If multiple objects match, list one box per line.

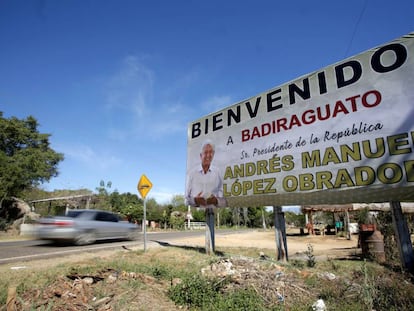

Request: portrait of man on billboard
left=185, top=139, right=227, bottom=208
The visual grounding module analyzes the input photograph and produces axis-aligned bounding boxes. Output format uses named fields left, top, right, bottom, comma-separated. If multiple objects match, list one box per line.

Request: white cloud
left=200, top=95, right=233, bottom=114
left=149, top=191, right=175, bottom=204
left=102, top=56, right=235, bottom=142
left=59, top=143, right=121, bottom=171
left=105, top=55, right=154, bottom=117
left=102, top=56, right=187, bottom=140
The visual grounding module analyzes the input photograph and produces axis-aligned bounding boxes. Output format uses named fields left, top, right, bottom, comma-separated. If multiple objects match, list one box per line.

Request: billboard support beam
left=345, top=210, right=351, bottom=240
left=390, top=201, right=414, bottom=275
left=274, top=206, right=288, bottom=261
left=205, top=207, right=215, bottom=255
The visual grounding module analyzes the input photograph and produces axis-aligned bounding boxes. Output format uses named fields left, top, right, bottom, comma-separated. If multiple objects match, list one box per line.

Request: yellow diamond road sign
left=137, top=174, right=152, bottom=199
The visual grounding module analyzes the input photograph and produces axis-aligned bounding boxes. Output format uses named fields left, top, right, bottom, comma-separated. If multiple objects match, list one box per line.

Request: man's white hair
left=201, top=139, right=215, bottom=152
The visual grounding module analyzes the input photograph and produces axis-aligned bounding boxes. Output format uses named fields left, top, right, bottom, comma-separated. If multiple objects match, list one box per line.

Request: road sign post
left=137, top=174, right=153, bottom=252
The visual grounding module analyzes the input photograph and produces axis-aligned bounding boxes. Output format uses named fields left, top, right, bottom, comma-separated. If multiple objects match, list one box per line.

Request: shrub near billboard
left=186, top=33, right=414, bottom=208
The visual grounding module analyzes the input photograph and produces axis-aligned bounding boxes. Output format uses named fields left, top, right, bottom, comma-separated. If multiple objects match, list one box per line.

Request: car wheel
left=74, top=231, right=96, bottom=246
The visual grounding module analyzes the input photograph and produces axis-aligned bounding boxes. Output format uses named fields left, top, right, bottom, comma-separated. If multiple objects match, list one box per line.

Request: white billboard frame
left=186, top=32, right=414, bottom=207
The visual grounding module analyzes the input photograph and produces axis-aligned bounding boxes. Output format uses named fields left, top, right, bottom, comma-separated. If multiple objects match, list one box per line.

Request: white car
left=36, top=209, right=140, bottom=245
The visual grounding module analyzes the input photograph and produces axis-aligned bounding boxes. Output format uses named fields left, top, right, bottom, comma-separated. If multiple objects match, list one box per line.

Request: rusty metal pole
left=390, top=201, right=414, bottom=274
left=274, top=206, right=288, bottom=261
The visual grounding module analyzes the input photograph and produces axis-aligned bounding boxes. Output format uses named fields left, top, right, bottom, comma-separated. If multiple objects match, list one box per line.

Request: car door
left=94, top=211, right=121, bottom=239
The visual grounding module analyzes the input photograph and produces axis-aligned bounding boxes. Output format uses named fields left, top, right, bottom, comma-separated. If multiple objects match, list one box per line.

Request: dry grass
left=1, top=230, right=414, bottom=310
left=1, top=247, right=204, bottom=311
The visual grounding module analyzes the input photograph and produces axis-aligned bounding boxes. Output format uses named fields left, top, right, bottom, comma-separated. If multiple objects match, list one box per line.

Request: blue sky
left=1, top=0, right=413, bottom=204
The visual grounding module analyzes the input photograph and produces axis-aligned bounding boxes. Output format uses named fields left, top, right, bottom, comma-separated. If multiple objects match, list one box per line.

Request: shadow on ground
left=151, top=240, right=225, bottom=256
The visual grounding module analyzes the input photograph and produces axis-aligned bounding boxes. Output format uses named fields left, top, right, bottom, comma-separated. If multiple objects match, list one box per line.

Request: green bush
left=168, top=274, right=222, bottom=308
left=214, top=287, right=268, bottom=311
left=150, top=265, right=169, bottom=280
left=0, top=218, right=8, bottom=231
left=305, top=243, right=316, bottom=267
left=168, top=274, right=271, bottom=310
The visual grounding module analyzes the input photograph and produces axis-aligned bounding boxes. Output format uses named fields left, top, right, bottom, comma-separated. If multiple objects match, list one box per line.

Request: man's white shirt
left=185, top=164, right=227, bottom=207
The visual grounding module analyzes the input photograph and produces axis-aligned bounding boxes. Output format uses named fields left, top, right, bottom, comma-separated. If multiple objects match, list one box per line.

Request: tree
left=94, top=180, right=114, bottom=210
left=218, top=208, right=233, bottom=227
left=147, top=199, right=165, bottom=224
left=0, top=112, right=64, bottom=208
left=108, top=191, right=143, bottom=222
left=170, top=210, right=185, bottom=229
left=192, top=207, right=206, bottom=222
left=284, top=211, right=306, bottom=228
left=247, top=207, right=264, bottom=228
left=96, top=180, right=112, bottom=196
left=170, top=194, right=186, bottom=212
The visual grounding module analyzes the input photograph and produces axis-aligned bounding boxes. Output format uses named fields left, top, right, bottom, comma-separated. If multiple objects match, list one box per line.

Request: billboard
left=186, top=32, right=414, bottom=207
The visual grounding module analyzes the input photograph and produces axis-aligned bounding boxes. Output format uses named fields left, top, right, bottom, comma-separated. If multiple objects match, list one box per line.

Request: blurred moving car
left=36, top=209, right=140, bottom=245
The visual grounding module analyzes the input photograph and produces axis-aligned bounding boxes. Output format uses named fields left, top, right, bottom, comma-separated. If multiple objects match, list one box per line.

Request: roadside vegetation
left=2, top=243, right=414, bottom=310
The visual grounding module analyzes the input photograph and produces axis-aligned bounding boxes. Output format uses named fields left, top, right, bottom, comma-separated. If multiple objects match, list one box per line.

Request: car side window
left=107, top=213, right=118, bottom=222
left=67, top=211, right=82, bottom=218
left=96, top=212, right=118, bottom=222
left=96, top=212, right=109, bottom=222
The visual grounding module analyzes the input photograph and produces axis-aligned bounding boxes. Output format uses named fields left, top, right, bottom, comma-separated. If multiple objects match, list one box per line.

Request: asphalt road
left=0, top=229, right=243, bottom=265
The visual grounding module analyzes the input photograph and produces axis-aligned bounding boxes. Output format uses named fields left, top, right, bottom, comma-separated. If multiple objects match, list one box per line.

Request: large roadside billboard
left=186, top=32, right=414, bottom=207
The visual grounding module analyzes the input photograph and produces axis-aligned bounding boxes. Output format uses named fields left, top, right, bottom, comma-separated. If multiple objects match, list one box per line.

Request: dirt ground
left=167, top=229, right=360, bottom=260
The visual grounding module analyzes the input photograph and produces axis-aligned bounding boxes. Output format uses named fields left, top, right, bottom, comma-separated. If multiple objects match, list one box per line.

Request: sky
left=1, top=0, right=413, bottom=204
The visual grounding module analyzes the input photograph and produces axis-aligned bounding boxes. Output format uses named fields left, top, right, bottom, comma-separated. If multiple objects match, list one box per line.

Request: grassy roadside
left=2, top=243, right=414, bottom=311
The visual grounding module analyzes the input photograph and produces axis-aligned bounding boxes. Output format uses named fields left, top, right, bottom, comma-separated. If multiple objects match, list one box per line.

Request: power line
left=344, top=0, right=368, bottom=58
